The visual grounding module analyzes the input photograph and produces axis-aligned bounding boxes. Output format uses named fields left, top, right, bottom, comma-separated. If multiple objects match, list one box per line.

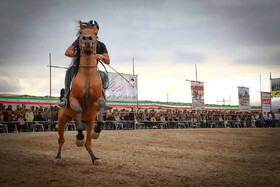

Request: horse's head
left=79, top=20, right=98, bottom=55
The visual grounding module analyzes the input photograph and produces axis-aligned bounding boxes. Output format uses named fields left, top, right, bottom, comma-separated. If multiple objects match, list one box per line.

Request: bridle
left=79, top=34, right=98, bottom=68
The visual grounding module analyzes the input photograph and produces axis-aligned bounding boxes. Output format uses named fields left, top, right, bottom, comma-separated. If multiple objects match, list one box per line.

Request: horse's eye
left=89, top=36, right=92, bottom=40
left=82, top=36, right=86, bottom=40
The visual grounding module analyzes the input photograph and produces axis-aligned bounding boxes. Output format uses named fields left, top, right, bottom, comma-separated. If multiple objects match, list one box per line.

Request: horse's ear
left=79, top=21, right=84, bottom=30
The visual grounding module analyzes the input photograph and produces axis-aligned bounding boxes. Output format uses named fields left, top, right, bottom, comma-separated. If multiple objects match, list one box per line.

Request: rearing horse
left=54, top=21, right=106, bottom=165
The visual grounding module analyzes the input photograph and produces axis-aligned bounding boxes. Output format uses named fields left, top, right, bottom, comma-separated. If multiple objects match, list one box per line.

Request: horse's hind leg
left=91, top=100, right=105, bottom=139
left=70, top=96, right=84, bottom=147
left=86, top=119, right=101, bottom=165
left=54, top=111, right=67, bottom=164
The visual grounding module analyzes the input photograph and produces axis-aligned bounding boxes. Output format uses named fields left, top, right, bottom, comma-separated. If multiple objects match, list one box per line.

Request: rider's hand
left=96, top=54, right=103, bottom=60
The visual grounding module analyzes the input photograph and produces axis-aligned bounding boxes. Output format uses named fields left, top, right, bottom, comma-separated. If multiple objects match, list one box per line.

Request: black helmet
left=87, top=20, right=99, bottom=30
left=81, top=20, right=99, bottom=30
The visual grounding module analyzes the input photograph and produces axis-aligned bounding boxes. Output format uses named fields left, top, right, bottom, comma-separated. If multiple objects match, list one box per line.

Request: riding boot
left=58, top=88, right=69, bottom=108
left=102, top=88, right=112, bottom=110
left=58, top=95, right=67, bottom=108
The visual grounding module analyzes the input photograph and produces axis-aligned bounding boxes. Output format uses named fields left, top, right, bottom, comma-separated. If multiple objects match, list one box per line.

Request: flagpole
left=195, top=64, right=197, bottom=81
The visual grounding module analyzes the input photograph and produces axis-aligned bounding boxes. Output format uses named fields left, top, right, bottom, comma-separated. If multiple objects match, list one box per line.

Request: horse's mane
left=69, top=21, right=95, bottom=78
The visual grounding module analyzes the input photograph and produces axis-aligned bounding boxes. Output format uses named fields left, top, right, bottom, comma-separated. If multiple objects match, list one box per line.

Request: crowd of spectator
left=0, top=103, right=279, bottom=133
left=0, top=104, right=58, bottom=133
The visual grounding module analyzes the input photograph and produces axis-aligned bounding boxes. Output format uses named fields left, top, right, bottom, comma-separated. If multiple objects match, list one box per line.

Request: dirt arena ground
left=0, top=129, right=279, bottom=186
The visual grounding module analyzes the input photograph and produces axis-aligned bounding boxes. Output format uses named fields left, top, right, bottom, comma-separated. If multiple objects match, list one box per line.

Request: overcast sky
left=0, top=0, right=280, bottom=106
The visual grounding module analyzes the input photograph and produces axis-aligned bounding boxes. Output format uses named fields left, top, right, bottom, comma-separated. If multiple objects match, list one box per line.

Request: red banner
left=261, top=92, right=271, bottom=115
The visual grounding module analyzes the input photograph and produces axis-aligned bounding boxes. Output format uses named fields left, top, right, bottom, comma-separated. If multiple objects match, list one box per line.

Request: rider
left=59, top=20, right=112, bottom=110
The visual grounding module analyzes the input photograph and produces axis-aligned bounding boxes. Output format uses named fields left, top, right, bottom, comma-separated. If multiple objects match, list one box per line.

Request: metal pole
left=270, top=72, right=272, bottom=111
left=49, top=53, right=52, bottom=98
left=133, top=58, right=135, bottom=76
left=259, top=74, right=262, bottom=92
left=49, top=53, right=52, bottom=131
left=167, top=93, right=169, bottom=103
left=270, top=72, right=272, bottom=93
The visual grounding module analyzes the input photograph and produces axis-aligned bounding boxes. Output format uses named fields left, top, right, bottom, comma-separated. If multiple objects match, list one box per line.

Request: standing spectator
left=20, top=104, right=26, bottom=111
left=114, top=112, right=120, bottom=129
left=15, top=105, right=21, bottom=112
left=51, top=108, right=59, bottom=131
left=11, top=112, right=18, bottom=132
left=254, top=112, right=261, bottom=127
left=128, top=108, right=135, bottom=130
left=268, top=112, right=273, bottom=128
left=0, top=104, right=4, bottom=111
left=43, top=108, right=51, bottom=130
left=6, top=105, right=13, bottom=111
left=263, top=112, right=268, bottom=128
left=273, top=111, right=279, bottom=127
left=218, top=115, right=224, bottom=128
left=17, top=114, right=26, bottom=132
left=120, top=113, right=127, bottom=129
left=4, top=110, right=13, bottom=132
left=0, top=111, right=4, bottom=132
left=0, top=111, right=3, bottom=122
left=25, top=108, right=34, bottom=132
left=105, top=112, right=114, bottom=130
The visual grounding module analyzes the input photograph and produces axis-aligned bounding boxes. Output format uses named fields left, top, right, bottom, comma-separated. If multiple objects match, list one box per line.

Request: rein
left=99, top=60, right=135, bottom=88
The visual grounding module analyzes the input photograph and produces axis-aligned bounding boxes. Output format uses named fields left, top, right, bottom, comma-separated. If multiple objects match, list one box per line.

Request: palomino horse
left=54, top=21, right=106, bottom=165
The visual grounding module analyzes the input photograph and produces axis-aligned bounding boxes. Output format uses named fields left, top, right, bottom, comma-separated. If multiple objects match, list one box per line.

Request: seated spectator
left=34, top=112, right=44, bottom=131
left=150, top=115, right=157, bottom=128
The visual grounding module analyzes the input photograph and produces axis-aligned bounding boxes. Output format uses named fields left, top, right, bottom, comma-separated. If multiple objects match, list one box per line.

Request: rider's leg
left=98, top=70, right=112, bottom=110
left=59, top=67, right=72, bottom=107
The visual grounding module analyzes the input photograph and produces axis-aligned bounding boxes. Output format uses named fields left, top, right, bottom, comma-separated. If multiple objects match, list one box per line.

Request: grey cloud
left=173, top=51, right=206, bottom=64
left=1, top=0, right=280, bottom=66
left=234, top=55, right=280, bottom=66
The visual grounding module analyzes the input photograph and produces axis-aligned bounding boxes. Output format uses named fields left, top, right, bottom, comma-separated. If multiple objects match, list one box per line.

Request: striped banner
left=0, top=95, right=261, bottom=111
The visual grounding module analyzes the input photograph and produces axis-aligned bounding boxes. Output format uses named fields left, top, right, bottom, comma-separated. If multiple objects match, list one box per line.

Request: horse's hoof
left=91, top=131, right=100, bottom=139
left=93, top=158, right=102, bottom=165
left=76, top=138, right=85, bottom=147
left=54, top=158, right=61, bottom=165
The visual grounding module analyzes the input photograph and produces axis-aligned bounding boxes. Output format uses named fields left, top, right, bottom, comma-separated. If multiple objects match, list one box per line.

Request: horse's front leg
left=91, top=99, right=105, bottom=139
left=70, top=96, right=84, bottom=147
left=86, top=119, right=101, bottom=165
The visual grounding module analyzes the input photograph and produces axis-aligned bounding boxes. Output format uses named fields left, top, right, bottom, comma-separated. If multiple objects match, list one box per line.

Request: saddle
left=60, top=71, right=109, bottom=108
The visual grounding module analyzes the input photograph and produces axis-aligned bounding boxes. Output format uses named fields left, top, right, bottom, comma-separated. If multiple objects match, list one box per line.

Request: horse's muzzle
left=81, top=35, right=94, bottom=48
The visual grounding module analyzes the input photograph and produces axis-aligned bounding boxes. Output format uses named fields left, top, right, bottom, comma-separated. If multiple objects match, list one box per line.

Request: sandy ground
left=0, top=129, right=279, bottom=186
